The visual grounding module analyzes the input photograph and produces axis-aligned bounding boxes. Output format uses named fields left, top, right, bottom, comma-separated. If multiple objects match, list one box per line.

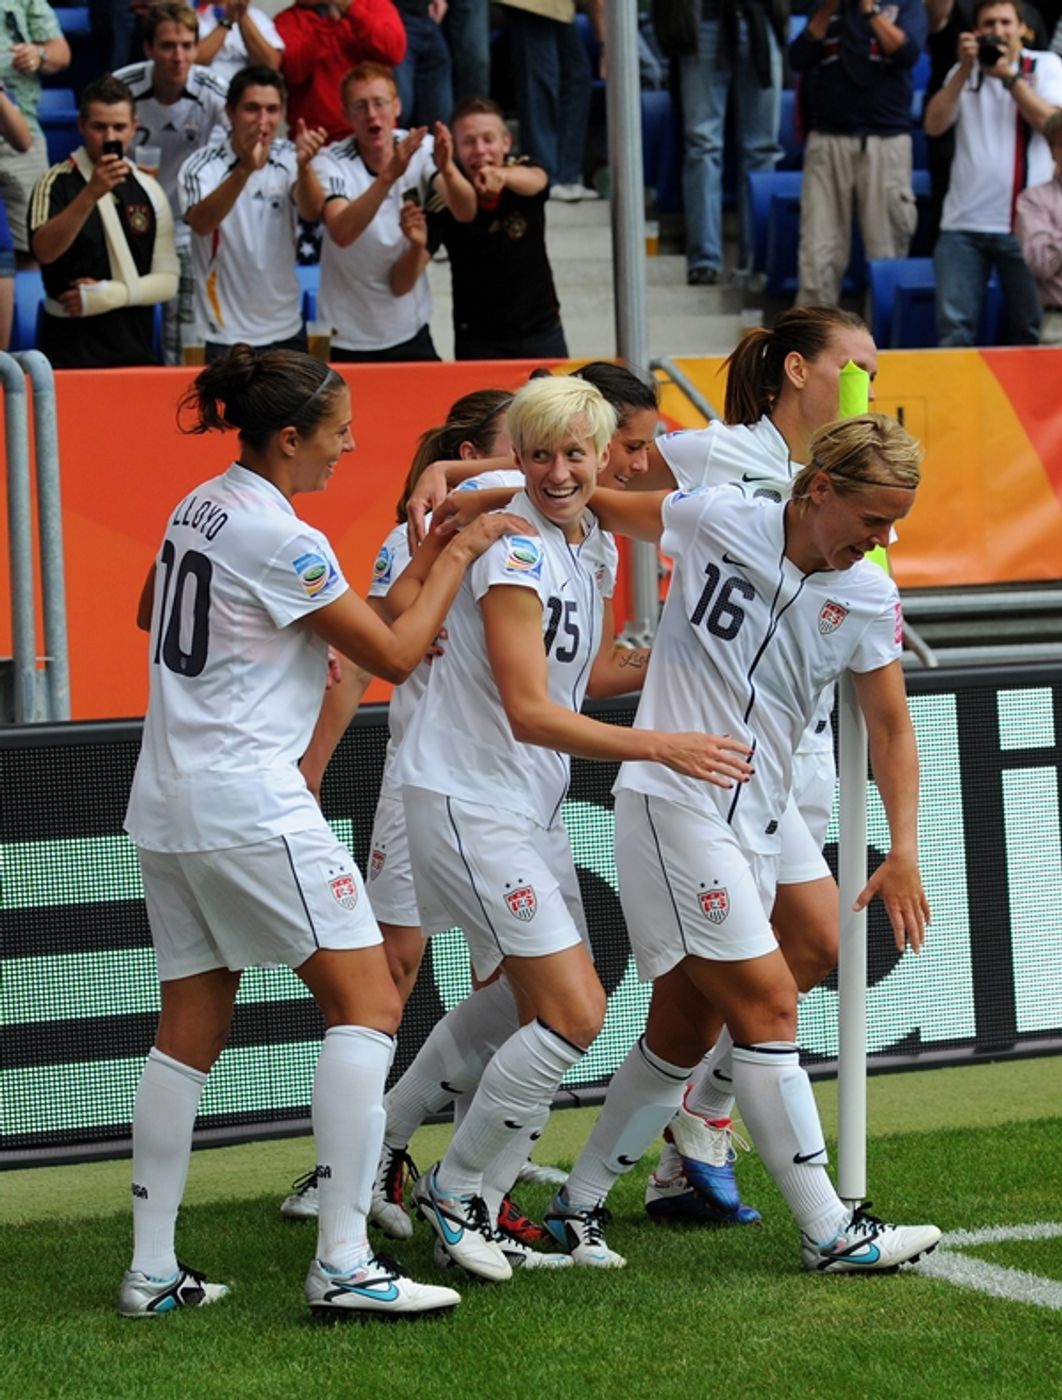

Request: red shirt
left=276, top=2, right=407, bottom=141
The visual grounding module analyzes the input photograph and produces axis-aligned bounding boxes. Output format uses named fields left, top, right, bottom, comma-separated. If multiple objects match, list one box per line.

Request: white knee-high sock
left=130, top=1046, right=208, bottom=1278
left=685, top=1028, right=736, bottom=1121
left=730, top=1042, right=848, bottom=1243
left=314, top=1024, right=394, bottom=1273
left=480, top=1104, right=550, bottom=1223
left=438, top=1019, right=584, bottom=1197
left=565, top=1038, right=694, bottom=1207
left=383, top=977, right=519, bottom=1149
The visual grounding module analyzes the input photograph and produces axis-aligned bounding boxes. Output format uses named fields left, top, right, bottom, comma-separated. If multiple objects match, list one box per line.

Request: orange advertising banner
left=1, top=349, right=1059, bottom=721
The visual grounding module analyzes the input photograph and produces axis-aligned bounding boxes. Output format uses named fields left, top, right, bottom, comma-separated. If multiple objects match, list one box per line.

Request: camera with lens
left=977, top=34, right=1006, bottom=66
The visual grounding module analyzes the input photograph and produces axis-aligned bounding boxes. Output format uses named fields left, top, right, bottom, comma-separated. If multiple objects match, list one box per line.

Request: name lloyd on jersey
left=171, top=495, right=229, bottom=540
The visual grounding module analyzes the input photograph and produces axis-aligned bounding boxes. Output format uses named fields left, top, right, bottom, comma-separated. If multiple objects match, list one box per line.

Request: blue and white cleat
left=544, top=1192, right=626, bottom=1268
left=801, top=1204, right=942, bottom=1273
left=118, top=1261, right=230, bottom=1318
left=666, top=1088, right=755, bottom=1217
left=644, top=1170, right=762, bottom=1226
left=306, top=1254, right=460, bottom=1318
left=412, top=1164, right=512, bottom=1282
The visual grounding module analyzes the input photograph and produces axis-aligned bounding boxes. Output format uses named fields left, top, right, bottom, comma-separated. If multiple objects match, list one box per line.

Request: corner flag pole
left=836, top=363, right=870, bottom=1207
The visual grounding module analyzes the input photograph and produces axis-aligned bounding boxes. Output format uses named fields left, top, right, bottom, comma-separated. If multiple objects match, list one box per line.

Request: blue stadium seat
left=11, top=267, right=44, bottom=352
left=296, top=263, right=320, bottom=323
left=910, top=90, right=927, bottom=170
left=55, top=6, right=90, bottom=36
left=778, top=89, right=803, bottom=170
left=38, top=88, right=78, bottom=122
left=641, top=89, right=684, bottom=214
left=749, top=169, right=867, bottom=297
left=747, top=169, right=802, bottom=277
left=867, top=257, right=935, bottom=347
left=911, top=48, right=931, bottom=92
left=789, top=14, right=808, bottom=42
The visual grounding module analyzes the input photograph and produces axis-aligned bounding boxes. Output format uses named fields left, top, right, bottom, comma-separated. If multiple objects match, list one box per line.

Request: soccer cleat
left=666, top=1087, right=753, bottom=1216
left=280, top=1168, right=319, bottom=1219
left=306, top=1254, right=460, bottom=1318
left=412, top=1164, right=512, bottom=1282
left=496, top=1194, right=550, bottom=1246
left=801, top=1203, right=942, bottom=1273
left=118, top=1261, right=230, bottom=1318
left=544, top=1192, right=626, bottom=1268
left=644, top=1170, right=762, bottom=1227
left=369, top=1145, right=418, bottom=1240
left=516, top=1159, right=569, bottom=1187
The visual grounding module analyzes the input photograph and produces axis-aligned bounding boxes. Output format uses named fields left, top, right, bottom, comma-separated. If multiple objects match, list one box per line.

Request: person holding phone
left=29, top=73, right=177, bottom=367
left=311, top=60, right=474, bottom=362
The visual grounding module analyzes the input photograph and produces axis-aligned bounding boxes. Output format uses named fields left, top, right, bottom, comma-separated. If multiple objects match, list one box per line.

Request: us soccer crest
left=369, top=848, right=386, bottom=878
left=818, top=599, right=849, bottom=635
left=699, top=885, right=729, bottom=924
left=329, top=873, right=359, bottom=910
left=504, top=884, right=537, bottom=921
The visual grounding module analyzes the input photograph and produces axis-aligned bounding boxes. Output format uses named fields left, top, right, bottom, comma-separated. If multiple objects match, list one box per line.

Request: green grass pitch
left=3, top=1058, right=1060, bottom=1400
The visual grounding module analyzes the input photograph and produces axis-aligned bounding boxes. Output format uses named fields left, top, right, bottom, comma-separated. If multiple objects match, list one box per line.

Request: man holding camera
left=925, top=0, right=1062, bottom=344
left=29, top=74, right=178, bottom=367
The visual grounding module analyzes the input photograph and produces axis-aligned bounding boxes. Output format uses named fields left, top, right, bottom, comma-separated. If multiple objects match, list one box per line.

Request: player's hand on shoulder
left=406, top=460, right=451, bottom=549
left=658, top=733, right=755, bottom=788
left=854, top=853, right=930, bottom=955
left=451, top=511, right=537, bottom=564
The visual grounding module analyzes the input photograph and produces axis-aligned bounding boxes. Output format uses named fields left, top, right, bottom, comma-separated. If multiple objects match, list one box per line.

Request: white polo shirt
left=115, top=60, right=229, bottom=244
left=196, top=5, right=285, bottom=87
left=126, top=463, right=349, bottom=853
left=941, top=50, right=1062, bottom=233
left=313, top=133, right=439, bottom=351
left=614, top=489, right=901, bottom=855
left=178, top=138, right=302, bottom=344
left=394, top=489, right=618, bottom=830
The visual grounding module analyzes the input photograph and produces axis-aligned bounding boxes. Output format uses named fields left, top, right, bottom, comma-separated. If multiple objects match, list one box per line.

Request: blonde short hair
left=791, top=412, right=923, bottom=501
left=507, top=375, right=616, bottom=462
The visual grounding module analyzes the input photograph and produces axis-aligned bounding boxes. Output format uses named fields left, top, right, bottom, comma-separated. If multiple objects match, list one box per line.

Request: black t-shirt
left=429, top=178, right=561, bottom=342
left=31, top=161, right=159, bottom=369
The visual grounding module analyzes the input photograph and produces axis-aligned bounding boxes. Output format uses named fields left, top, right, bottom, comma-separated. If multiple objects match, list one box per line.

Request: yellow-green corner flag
left=837, top=360, right=888, bottom=573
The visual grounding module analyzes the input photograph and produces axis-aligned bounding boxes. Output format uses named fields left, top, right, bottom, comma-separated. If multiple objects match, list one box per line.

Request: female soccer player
left=120, top=346, right=527, bottom=1320
left=543, top=412, right=942, bottom=1274
left=388, top=374, right=753, bottom=1282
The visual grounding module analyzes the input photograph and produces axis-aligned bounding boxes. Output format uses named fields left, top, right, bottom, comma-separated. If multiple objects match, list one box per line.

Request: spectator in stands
left=29, top=74, right=178, bottom=368
left=428, top=95, right=567, bottom=358
left=394, top=0, right=453, bottom=128
left=444, top=0, right=490, bottom=101
left=0, top=0, right=70, bottom=263
left=679, top=0, right=786, bottom=286
left=116, top=2, right=229, bottom=364
left=1015, top=107, right=1062, bottom=341
left=313, top=61, right=474, bottom=361
left=275, top=0, right=407, bottom=142
left=791, top=0, right=928, bottom=307
left=0, top=79, right=31, bottom=345
left=925, top=0, right=1062, bottom=344
left=496, top=0, right=597, bottom=201
left=195, top=1, right=284, bottom=85
left=179, top=65, right=327, bottom=360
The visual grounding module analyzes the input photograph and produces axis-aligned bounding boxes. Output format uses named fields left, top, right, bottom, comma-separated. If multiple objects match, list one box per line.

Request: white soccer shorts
left=777, top=789, right=832, bottom=887
left=789, top=745, right=837, bottom=857
left=614, top=789, right=779, bottom=981
left=139, top=825, right=382, bottom=981
left=365, top=790, right=423, bottom=929
left=401, top=786, right=589, bottom=981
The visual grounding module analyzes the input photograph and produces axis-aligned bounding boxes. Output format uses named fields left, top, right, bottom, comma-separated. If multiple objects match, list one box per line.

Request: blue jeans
left=394, top=11, right=454, bottom=130
left=506, top=9, right=591, bottom=184
left=679, top=17, right=782, bottom=275
left=934, top=229, right=1042, bottom=347
left=444, top=0, right=490, bottom=103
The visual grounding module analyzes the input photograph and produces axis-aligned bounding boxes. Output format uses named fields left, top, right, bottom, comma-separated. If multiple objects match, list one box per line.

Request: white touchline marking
left=914, top=1222, right=1062, bottom=1310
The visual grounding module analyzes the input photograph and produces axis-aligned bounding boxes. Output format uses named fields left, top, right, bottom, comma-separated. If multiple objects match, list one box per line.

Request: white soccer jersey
left=614, top=489, right=901, bottom=854
left=197, top=5, right=285, bottom=86
left=115, top=61, right=229, bottom=235
left=178, top=138, right=302, bottom=344
left=394, top=489, right=618, bottom=829
left=125, top=464, right=349, bottom=853
left=313, top=133, right=439, bottom=351
left=941, top=50, right=1062, bottom=234
left=369, top=468, right=527, bottom=795
left=656, top=415, right=794, bottom=499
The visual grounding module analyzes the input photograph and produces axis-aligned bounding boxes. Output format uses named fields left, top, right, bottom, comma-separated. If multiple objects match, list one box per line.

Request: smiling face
left=291, top=386, right=354, bottom=495
left=597, top=405, right=659, bottom=489
left=517, top=415, right=605, bottom=539
left=145, top=21, right=197, bottom=96
left=228, top=83, right=284, bottom=150
left=804, top=471, right=915, bottom=572
left=453, top=111, right=512, bottom=177
left=346, top=76, right=399, bottom=164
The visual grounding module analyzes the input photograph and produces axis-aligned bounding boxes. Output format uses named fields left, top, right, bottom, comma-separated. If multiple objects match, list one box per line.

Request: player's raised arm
left=587, top=485, right=671, bottom=542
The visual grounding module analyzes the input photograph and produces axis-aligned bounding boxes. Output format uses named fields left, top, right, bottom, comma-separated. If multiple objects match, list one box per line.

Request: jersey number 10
left=153, top=541, right=213, bottom=677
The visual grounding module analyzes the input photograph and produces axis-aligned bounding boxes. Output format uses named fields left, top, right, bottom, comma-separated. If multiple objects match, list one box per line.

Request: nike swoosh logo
left=835, top=1243, right=881, bottom=1265
left=722, top=552, right=749, bottom=568
left=432, top=1203, right=465, bottom=1247
left=440, top=1081, right=461, bottom=1095
left=504, top=1119, right=524, bottom=1130
left=793, top=1148, right=828, bottom=1164
left=330, top=1281, right=401, bottom=1302
left=617, top=1154, right=637, bottom=1166
left=741, top=473, right=771, bottom=483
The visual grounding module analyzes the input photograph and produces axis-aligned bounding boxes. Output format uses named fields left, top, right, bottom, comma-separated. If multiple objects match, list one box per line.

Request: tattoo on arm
left=615, top=648, right=651, bottom=669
